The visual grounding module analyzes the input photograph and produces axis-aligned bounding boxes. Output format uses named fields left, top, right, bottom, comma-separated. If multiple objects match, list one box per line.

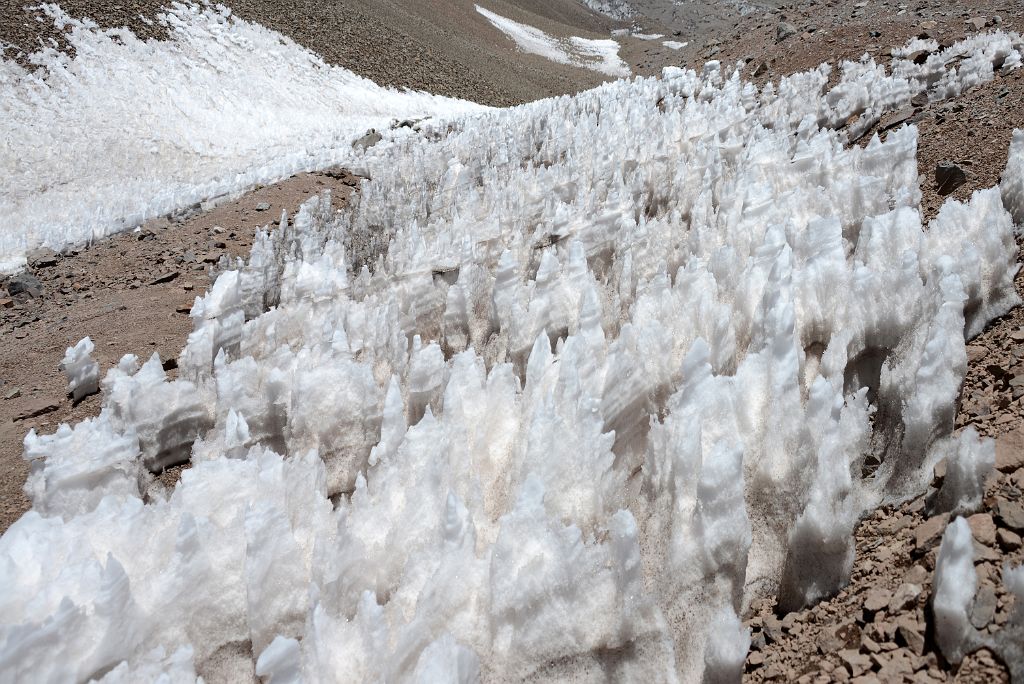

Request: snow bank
left=0, top=3, right=485, bottom=273
left=2, top=29, right=1024, bottom=684
left=476, top=5, right=629, bottom=77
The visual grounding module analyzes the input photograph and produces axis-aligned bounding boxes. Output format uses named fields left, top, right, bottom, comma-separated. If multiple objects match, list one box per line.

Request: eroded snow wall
left=2, top=31, right=1024, bottom=684
left=0, top=3, right=485, bottom=273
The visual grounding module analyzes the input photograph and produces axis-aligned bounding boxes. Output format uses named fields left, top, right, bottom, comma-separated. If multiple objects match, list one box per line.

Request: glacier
left=2, top=13, right=1024, bottom=684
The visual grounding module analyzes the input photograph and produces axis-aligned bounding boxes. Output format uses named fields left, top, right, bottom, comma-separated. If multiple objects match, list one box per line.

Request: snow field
left=0, top=4, right=485, bottom=273
left=3, top=22, right=1024, bottom=684
left=475, top=5, right=629, bottom=78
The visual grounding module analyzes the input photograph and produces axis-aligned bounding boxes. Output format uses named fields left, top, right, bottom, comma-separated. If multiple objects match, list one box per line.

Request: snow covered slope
left=476, top=5, right=628, bottom=77
left=2, top=23, right=1024, bottom=684
left=0, top=4, right=485, bottom=274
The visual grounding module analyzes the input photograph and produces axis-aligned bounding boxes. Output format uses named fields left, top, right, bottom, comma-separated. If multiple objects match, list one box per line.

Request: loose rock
left=967, top=513, right=997, bottom=546
left=935, top=161, right=967, bottom=195
left=149, top=271, right=180, bottom=285
left=970, top=584, right=998, bottom=629
left=888, top=583, right=922, bottom=613
left=864, top=588, right=891, bottom=612
left=6, top=273, right=43, bottom=298
left=915, top=513, right=949, bottom=550
left=13, top=398, right=60, bottom=422
left=26, top=247, right=59, bottom=268
left=777, top=21, right=797, bottom=43
left=996, top=500, right=1024, bottom=531
left=995, top=429, right=1024, bottom=472
left=997, top=528, right=1022, bottom=550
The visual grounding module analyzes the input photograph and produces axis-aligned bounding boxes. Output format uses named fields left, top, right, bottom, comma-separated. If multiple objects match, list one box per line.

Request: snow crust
left=2, top=25, right=1024, bottom=684
left=0, top=4, right=485, bottom=273
left=663, top=41, right=688, bottom=50
left=476, top=5, right=629, bottom=77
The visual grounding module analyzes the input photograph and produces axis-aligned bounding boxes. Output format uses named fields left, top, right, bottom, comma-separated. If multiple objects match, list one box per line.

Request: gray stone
left=776, top=21, right=797, bottom=43
left=970, top=584, right=998, bottom=629
left=352, top=128, right=383, bottom=151
left=7, top=273, right=42, bottom=298
left=3, top=387, right=21, bottom=400
left=13, top=398, right=60, bottom=422
left=935, top=162, right=967, bottom=195
left=255, top=202, right=271, bottom=212
left=27, top=247, right=59, bottom=268
left=149, top=271, right=181, bottom=286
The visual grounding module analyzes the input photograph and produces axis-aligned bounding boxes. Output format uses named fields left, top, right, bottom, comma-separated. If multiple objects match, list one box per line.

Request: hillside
left=2, top=1, right=1024, bottom=682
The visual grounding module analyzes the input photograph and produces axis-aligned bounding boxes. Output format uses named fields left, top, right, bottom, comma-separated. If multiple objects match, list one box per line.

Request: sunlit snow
left=2, top=7, right=1024, bottom=683
left=0, top=4, right=485, bottom=273
left=475, top=5, right=629, bottom=78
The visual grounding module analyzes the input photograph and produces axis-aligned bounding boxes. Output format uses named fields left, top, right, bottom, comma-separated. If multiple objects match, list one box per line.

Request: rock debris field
left=3, top=1, right=1024, bottom=683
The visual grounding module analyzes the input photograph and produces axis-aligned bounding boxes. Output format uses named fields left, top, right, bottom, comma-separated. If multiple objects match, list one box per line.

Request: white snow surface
left=932, top=517, right=978, bottom=664
left=476, top=5, right=629, bottom=77
left=61, top=336, right=100, bottom=402
left=663, top=41, right=688, bottom=50
left=2, top=26, right=1024, bottom=684
left=0, top=3, right=485, bottom=273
